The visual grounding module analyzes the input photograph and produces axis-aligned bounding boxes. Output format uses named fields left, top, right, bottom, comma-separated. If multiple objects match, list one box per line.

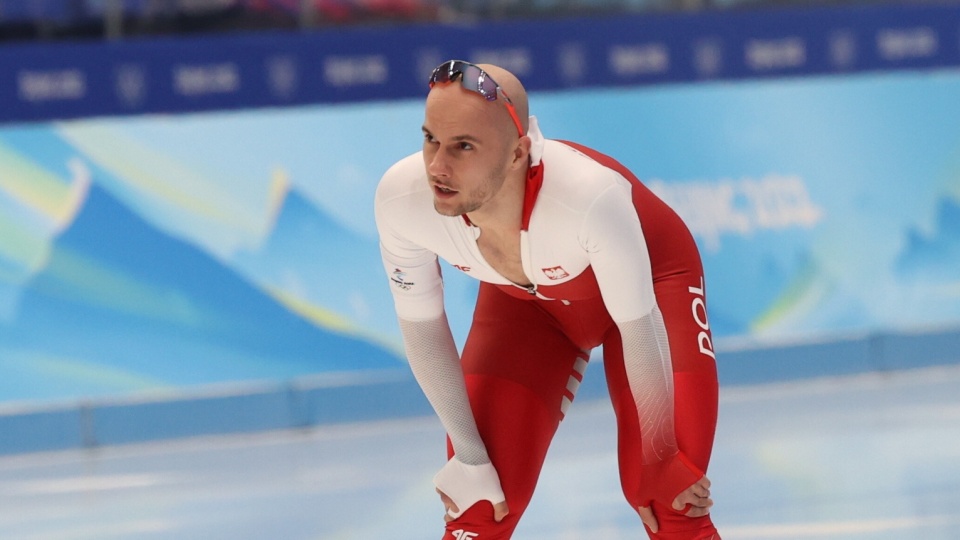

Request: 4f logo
left=452, top=530, right=479, bottom=540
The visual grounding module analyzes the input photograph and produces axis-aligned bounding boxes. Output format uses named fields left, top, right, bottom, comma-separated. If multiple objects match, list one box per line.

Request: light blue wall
left=3, top=69, right=959, bottom=406
left=2, top=20, right=960, bottom=453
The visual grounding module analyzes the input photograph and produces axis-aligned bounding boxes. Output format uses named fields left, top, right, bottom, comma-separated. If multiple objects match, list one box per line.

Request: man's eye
left=423, top=133, right=437, bottom=143
left=459, top=142, right=474, bottom=151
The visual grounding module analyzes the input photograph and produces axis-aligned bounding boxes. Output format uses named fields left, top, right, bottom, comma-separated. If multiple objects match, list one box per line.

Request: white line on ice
left=724, top=514, right=960, bottom=538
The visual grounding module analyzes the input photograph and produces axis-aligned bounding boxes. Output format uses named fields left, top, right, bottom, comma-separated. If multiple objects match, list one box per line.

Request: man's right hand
left=433, top=458, right=509, bottom=521
left=438, top=488, right=509, bottom=522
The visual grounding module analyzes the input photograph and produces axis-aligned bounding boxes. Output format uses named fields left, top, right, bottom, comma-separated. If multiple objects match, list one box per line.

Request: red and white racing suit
left=375, top=117, right=720, bottom=539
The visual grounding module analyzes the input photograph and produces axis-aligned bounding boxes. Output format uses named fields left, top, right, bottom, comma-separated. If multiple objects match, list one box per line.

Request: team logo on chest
left=542, top=266, right=570, bottom=280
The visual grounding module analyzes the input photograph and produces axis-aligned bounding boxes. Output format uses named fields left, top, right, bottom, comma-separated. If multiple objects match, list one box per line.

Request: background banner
left=2, top=68, right=959, bottom=403
left=1, top=4, right=959, bottom=404
left=1, top=3, right=959, bottom=124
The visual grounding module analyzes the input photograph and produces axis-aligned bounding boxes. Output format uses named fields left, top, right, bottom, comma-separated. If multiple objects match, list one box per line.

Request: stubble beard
left=432, top=168, right=506, bottom=217
left=433, top=191, right=481, bottom=216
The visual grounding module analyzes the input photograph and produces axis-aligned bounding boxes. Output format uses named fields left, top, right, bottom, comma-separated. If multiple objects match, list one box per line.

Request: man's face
left=421, top=84, right=515, bottom=217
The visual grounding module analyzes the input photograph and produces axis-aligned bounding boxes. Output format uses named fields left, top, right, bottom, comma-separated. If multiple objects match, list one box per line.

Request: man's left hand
left=637, top=475, right=713, bottom=533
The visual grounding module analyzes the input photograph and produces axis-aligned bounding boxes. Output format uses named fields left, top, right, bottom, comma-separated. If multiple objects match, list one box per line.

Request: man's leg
left=603, top=274, right=720, bottom=540
left=441, top=284, right=588, bottom=539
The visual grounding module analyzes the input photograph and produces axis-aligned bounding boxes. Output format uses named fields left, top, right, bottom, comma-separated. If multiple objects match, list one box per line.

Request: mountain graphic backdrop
left=6, top=73, right=960, bottom=404
left=229, top=187, right=400, bottom=350
left=896, top=195, right=960, bottom=282
left=0, top=182, right=404, bottom=403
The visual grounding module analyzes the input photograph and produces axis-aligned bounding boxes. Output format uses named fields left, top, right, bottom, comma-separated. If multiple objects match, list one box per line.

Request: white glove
left=433, top=457, right=506, bottom=519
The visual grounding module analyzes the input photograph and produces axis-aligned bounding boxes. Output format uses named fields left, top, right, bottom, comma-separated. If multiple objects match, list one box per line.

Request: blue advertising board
left=1, top=3, right=960, bottom=123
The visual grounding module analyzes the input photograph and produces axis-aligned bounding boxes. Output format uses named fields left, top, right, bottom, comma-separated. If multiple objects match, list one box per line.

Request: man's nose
left=427, top=150, right=450, bottom=178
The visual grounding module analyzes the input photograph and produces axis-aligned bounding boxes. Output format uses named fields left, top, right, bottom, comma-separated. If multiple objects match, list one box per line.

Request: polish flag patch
left=542, top=266, right=569, bottom=280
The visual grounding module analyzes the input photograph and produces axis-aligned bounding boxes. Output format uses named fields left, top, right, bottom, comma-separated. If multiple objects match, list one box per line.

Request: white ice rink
left=2, top=365, right=959, bottom=539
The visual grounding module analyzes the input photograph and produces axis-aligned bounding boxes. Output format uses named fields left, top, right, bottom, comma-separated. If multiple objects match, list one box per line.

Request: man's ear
left=511, top=136, right=532, bottom=170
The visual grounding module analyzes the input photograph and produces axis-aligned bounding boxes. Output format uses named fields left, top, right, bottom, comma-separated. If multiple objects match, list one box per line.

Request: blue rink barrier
left=0, top=326, right=958, bottom=456
left=2, top=2, right=960, bottom=124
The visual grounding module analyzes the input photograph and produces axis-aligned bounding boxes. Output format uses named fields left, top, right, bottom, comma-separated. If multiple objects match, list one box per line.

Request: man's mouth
left=434, top=184, right=458, bottom=196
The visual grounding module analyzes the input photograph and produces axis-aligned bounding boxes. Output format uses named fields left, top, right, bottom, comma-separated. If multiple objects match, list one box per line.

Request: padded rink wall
left=1, top=3, right=960, bottom=455
left=2, top=328, right=959, bottom=455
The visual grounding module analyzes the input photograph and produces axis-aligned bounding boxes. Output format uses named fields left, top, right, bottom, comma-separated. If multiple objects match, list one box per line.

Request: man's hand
left=433, top=458, right=508, bottom=522
left=437, top=488, right=509, bottom=523
left=637, top=475, right=712, bottom=533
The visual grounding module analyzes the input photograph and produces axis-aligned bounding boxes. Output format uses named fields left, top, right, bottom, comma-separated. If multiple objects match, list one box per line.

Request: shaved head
left=426, top=62, right=530, bottom=141
left=475, top=63, right=529, bottom=135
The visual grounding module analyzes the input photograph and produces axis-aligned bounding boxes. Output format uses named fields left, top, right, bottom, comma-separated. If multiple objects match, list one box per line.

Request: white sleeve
left=375, top=172, right=504, bottom=515
left=580, top=183, right=656, bottom=321
left=397, top=316, right=488, bottom=465
left=375, top=180, right=486, bottom=459
left=582, top=183, right=678, bottom=464
left=375, top=203, right=445, bottom=321
left=398, top=315, right=505, bottom=518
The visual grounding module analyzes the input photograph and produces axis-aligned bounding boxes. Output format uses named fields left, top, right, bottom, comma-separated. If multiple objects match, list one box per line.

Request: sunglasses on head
left=428, top=60, right=525, bottom=138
